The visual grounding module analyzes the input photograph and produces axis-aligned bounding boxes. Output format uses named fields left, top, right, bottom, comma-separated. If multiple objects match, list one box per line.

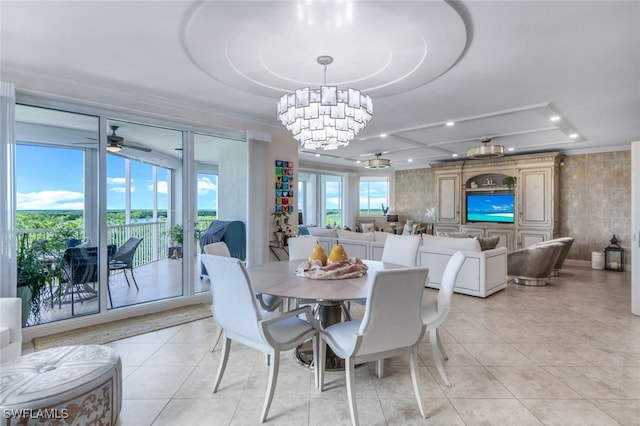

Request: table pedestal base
left=295, top=300, right=347, bottom=371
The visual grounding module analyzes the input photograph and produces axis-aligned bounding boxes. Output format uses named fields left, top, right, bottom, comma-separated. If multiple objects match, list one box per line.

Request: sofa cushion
left=298, top=225, right=310, bottom=236
left=477, top=236, right=500, bottom=250
left=0, top=327, right=10, bottom=348
left=445, top=232, right=472, bottom=238
left=337, top=229, right=374, bottom=241
left=422, top=234, right=481, bottom=251
left=360, top=223, right=375, bottom=233
left=307, top=227, right=338, bottom=238
left=374, top=231, right=392, bottom=242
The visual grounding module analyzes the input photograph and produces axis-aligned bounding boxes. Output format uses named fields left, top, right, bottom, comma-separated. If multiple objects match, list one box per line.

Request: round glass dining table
left=247, top=259, right=402, bottom=369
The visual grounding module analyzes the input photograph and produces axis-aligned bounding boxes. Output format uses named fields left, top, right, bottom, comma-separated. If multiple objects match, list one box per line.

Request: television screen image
left=466, top=193, right=514, bottom=223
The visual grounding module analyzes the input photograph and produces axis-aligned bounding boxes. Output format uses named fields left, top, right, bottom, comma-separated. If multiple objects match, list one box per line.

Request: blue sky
left=16, top=145, right=217, bottom=211
left=16, top=144, right=383, bottom=214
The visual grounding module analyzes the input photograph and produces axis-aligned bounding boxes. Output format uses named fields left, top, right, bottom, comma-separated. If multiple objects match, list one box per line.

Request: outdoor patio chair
left=59, top=246, right=99, bottom=315
left=108, top=237, right=142, bottom=291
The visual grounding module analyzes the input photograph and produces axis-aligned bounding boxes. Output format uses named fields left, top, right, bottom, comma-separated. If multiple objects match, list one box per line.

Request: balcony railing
left=18, top=220, right=213, bottom=267
left=18, top=222, right=174, bottom=266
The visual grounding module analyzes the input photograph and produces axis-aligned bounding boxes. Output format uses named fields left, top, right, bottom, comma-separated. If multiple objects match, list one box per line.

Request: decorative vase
left=274, top=231, right=284, bottom=247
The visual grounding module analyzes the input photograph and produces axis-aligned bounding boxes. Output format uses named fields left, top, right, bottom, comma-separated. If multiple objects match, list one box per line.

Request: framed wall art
left=275, top=160, right=294, bottom=213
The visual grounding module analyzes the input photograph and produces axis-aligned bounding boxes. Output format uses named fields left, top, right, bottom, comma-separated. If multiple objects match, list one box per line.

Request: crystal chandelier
left=277, top=55, right=373, bottom=150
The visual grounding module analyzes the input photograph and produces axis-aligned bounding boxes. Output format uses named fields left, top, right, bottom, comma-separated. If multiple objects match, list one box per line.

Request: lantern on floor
left=604, top=234, right=624, bottom=271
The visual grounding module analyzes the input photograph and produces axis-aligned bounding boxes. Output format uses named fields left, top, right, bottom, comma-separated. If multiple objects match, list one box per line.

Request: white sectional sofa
left=419, top=235, right=508, bottom=298
left=304, top=228, right=507, bottom=298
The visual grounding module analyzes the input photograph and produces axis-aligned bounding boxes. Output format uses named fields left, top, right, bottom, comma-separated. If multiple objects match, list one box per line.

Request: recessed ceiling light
left=550, top=115, right=561, bottom=122
left=569, top=133, right=579, bottom=139
left=356, top=160, right=361, bottom=164
left=446, top=121, right=455, bottom=127
left=408, top=158, right=413, bottom=162
left=315, top=153, right=320, bottom=157
left=507, top=147, right=515, bottom=152
left=452, top=153, right=458, bottom=157
left=380, top=133, right=387, bottom=138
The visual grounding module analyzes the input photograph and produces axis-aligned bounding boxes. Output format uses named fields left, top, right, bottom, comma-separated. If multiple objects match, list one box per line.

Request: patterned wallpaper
left=394, top=150, right=631, bottom=262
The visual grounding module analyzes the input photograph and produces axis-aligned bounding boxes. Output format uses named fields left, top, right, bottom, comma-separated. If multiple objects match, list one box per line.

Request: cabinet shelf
left=465, top=186, right=513, bottom=192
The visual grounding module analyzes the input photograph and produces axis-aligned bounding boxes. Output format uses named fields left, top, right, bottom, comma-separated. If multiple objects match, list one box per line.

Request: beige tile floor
left=109, top=263, right=640, bottom=425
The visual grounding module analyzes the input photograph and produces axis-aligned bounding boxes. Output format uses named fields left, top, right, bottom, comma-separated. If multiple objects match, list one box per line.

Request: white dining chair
left=318, top=267, right=430, bottom=426
left=205, top=242, right=282, bottom=352
left=421, top=250, right=465, bottom=386
left=204, top=241, right=231, bottom=256
left=201, top=254, right=320, bottom=423
left=380, top=234, right=421, bottom=266
left=287, top=236, right=321, bottom=311
left=351, top=234, right=422, bottom=333
left=287, top=236, right=319, bottom=260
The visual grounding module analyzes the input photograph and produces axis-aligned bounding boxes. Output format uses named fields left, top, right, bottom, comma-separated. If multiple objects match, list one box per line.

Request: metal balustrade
left=18, top=222, right=173, bottom=266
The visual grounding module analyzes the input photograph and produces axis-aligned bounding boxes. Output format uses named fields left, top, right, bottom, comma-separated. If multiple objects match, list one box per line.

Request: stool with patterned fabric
left=0, top=345, right=122, bottom=425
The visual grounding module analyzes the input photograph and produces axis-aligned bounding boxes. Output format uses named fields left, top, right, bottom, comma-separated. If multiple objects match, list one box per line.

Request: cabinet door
left=518, top=229, right=552, bottom=249
left=459, top=226, right=484, bottom=237
left=486, top=229, right=515, bottom=252
left=518, top=168, right=552, bottom=227
left=436, top=174, right=460, bottom=224
left=434, top=225, right=460, bottom=236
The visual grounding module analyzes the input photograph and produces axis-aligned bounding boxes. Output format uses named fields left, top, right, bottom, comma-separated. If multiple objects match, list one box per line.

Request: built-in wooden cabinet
left=518, top=168, right=552, bottom=227
left=436, top=173, right=460, bottom=224
left=432, top=152, right=563, bottom=251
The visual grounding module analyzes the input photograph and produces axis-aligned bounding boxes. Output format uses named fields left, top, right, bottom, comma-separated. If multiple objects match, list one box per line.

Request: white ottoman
left=0, top=345, right=122, bottom=425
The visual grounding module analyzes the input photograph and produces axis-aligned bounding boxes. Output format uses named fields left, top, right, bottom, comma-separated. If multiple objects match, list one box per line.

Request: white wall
left=632, top=141, right=640, bottom=316
left=0, top=82, right=16, bottom=297
left=247, top=132, right=270, bottom=266
left=218, top=140, right=248, bottom=223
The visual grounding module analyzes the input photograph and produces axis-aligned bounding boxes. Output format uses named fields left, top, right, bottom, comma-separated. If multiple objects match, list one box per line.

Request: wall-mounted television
left=466, top=193, right=514, bottom=223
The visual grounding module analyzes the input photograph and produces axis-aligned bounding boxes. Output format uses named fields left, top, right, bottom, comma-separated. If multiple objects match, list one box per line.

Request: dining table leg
left=295, top=300, right=346, bottom=371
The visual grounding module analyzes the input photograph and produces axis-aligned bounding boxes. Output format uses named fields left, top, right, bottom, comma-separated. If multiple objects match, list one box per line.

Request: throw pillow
left=422, top=235, right=481, bottom=251
left=307, top=227, right=338, bottom=238
left=446, top=232, right=473, bottom=239
left=360, top=223, right=375, bottom=233
left=477, top=236, right=500, bottom=250
left=298, top=225, right=310, bottom=236
left=337, top=229, right=374, bottom=241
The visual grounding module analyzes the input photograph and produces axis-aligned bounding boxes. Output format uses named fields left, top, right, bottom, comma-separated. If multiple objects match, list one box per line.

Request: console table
left=269, top=242, right=288, bottom=261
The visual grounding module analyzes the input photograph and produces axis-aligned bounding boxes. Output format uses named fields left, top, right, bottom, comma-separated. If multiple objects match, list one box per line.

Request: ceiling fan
left=364, top=152, right=391, bottom=169
left=107, top=125, right=151, bottom=153
left=467, top=137, right=505, bottom=159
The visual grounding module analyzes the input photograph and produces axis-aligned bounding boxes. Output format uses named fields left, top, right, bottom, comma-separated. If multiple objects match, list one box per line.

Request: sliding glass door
left=105, top=119, right=184, bottom=308
left=15, top=105, right=101, bottom=325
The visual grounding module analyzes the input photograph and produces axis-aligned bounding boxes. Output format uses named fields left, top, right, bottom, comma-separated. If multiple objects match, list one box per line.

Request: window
left=322, top=174, right=342, bottom=227
left=360, top=176, right=389, bottom=216
left=298, top=170, right=344, bottom=227
left=15, top=105, right=100, bottom=325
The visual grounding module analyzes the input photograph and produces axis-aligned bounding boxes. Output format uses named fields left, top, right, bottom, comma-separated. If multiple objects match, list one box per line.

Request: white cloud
left=108, top=176, right=136, bottom=193
left=107, top=177, right=126, bottom=185
left=197, top=176, right=217, bottom=195
left=17, top=190, right=84, bottom=210
left=155, top=181, right=168, bottom=194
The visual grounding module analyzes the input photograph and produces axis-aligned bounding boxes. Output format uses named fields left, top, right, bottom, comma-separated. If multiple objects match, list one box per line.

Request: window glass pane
left=15, top=104, right=100, bottom=326
left=322, top=174, right=342, bottom=227
left=359, top=177, right=388, bottom=215
left=106, top=119, right=183, bottom=308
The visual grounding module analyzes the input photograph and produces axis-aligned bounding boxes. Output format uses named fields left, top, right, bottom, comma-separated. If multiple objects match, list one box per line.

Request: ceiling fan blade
left=122, top=144, right=152, bottom=152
